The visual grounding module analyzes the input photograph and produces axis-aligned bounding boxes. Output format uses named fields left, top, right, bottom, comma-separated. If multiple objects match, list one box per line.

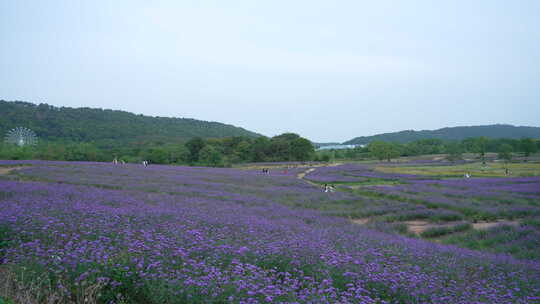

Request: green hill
left=343, top=124, right=540, bottom=145
left=0, top=100, right=260, bottom=146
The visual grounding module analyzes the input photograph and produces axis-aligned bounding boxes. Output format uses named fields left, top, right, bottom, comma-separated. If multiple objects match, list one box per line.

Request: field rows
left=0, top=160, right=539, bottom=303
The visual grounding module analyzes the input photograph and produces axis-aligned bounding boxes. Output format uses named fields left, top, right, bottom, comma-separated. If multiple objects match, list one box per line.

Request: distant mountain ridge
left=343, top=124, right=540, bottom=145
left=0, top=100, right=260, bottom=146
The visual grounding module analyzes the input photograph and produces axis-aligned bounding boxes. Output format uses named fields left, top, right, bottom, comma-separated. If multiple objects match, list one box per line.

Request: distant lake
left=316, top=144, right=363, bottom=151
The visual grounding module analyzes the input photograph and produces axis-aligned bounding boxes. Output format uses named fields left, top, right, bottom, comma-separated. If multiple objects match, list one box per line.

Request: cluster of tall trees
left=183, top=133, right=314, bottom=166
left=318, top=137, right=539, bottom=162
left=0, top=133, right=315, bottom=167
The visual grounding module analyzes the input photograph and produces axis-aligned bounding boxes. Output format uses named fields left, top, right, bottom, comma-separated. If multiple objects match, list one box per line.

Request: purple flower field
left=302, top=163, right=540, bottom=259
left=365, top=177, right=540, bottom=219
left=1, top=161, right=540, bottom=303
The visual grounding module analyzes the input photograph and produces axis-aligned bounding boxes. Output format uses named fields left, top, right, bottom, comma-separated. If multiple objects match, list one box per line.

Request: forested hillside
left=1, top=100, right=319, bottom=165
left=344, top=124, right=540, bottom=145
left=0, top=100, right=260, bottom=146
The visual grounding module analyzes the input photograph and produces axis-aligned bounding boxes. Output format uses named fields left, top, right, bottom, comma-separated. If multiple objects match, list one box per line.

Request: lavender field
left=1, top=161, right=539, bottom=303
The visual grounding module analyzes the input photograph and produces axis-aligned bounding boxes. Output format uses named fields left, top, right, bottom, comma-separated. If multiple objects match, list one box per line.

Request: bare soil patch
left=0, top=167, right=18, bottom=175
left=404, top=220, right=431, bottom=235
left=351, top=218, right=370, bottom=225
left=472, top=220, right=520, bottom=230
left=297, top=168, right=322, bottom=188
left=403, top=220, right=521, bottom=236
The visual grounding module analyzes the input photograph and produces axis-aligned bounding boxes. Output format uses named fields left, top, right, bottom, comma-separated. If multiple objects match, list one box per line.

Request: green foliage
left=403, top=138, right=445, bottom=156
left=520, top=137, right=538, bottom=158
left=445, top=142, right=463, bottom=162
left=325, top=136, right=538, bottom=162
left=0, top=100, right=259, bottom=148
left=0, top=144, right=34, bottom=160
left=185, top=137, right=205, bottom=163
left=251, top=137, right=270, bottom=162
left=0, top=141, right=107, bottom=161
left=466, top=136, right=489, bottom=163
left=0, top=132, right=314, bottom=167
left=144, top=147, right=170, bottom=164
left=0, top=224, right=13, bottom=252
left=266, top=133, right=314, bottom=161
left=290, top=137, right=314, bottom=161
left=497, top=144, right=513, bottom=163
left=443, top=224, right=540, bottom=260
left=198, top=145, right=224, bottom=167
left=368, top=141, right=400, bottom=162
left=0, top=297, right=14, bottom=304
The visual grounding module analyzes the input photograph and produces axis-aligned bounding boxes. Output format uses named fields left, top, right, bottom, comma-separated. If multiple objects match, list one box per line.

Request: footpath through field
left=295, top=163, right=343, bottom=187
left=0, top=167, right=18, bottom=175
left=296, top=168, right=319, bottom=187
left=295, top=163, right=525, bottom=237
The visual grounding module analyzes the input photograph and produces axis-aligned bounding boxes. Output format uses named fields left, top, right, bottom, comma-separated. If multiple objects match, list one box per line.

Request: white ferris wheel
left=4, top=127, right=38, bottom=147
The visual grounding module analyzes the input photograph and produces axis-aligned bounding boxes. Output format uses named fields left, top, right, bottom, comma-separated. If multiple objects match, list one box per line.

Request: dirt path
left=294, top=164, right=524, bottom=237
left=0, top=167, right=18, bottom=175
left=351, top=218, right=370, bottom=225
left=400, top=220, right=520, bottom=236
left=472, top=220, right=520, bottom=230
left=350, top=217, right=522, bottom=236
left=296, top=168, right=314, bottom=179
left=404, top=220, right=431, bottom=235
left=297, top=168, right=322, bottom=188
left=296, top=165, right=523, bottom=237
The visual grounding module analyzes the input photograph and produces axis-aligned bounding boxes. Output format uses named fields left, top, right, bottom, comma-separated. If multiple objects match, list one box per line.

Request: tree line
left=318, top=137, right=539, bottom=162
left=0, top=133, right=315, bottom=167
left=2, top=135, right=538, bottom=166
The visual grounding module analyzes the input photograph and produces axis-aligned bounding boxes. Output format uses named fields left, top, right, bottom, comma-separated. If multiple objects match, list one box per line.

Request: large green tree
left=290, top=137, right=314, bottom=161
left=520, top=138, right=538, bottom=160
left=251, top=137, right=270, bottom=162
left=470, top=137, right=489, bottom=164
left=369, top=141, right=400, bottom=162
left=198, top=145, right=224, bottom=167
left=268, top=133, right=314, bottom=161
left=498, top=144, right=513, bottom=163
left=445, top=142, right=463, bottom=162
left=185, top=137, right=205, bottom=163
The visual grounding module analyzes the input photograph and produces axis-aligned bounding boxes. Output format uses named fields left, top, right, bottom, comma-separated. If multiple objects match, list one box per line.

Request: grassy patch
left=0, top=225, right=13, bottom=254
left=0, top=297, right=14, bottom=304
left=305, top=177, right=402, bottom=187
left=375, top=162, right=540, bottom=177
left=443, top=224, right=540, bottom=260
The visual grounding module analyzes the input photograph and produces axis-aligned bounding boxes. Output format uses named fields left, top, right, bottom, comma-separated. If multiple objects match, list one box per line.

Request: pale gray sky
left=1, top=1, right=539, bottom=142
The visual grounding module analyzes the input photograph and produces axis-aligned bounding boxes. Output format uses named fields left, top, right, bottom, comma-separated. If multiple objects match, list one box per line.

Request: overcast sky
left=1, top=1, right=539, bottom=142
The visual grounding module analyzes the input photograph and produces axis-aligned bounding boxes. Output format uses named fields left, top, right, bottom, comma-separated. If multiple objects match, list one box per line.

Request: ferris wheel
left=4, top=127, right=38, bottom=147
